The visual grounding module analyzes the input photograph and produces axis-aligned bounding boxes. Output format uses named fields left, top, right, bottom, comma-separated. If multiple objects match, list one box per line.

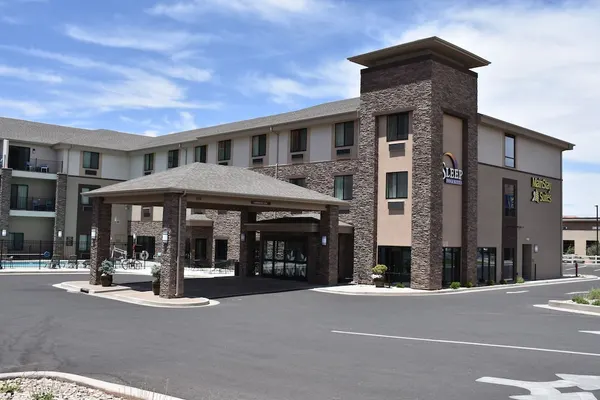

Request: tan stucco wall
left=442, top=114, right=463, bottom=247
left=563, top=229, right=599, bottom=255
left=11, top=177, right=56, bottom=199
left=478, top=164, right=563, bottom=280
left=376, top=114, right=412, bottom=246
left=8, top=216, right=54, bottom=242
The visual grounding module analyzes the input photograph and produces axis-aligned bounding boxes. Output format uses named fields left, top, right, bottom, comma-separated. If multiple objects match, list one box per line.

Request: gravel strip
left=0, top=378, right=128, bottom=400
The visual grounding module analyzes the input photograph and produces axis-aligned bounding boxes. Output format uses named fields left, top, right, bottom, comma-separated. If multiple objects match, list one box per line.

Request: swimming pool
left=0, top=260, right=81, bottom=268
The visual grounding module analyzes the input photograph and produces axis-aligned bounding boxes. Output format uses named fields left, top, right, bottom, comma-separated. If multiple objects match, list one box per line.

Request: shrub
left=100, top=259, right=115, bottom=275
left=0, top=380, right=21, bottom=394
left=32, top=391, right=55, bottom=400
left=516, top=277, right=525, bottom=284
left=588, top=288, right=600, bottom=300
left=465, top=281, right=473, bottom=288
left=449, top=281, right=461, bottom=290
left=487, top=280, right=495, bottom=286
left=500, top=279, right=507, bottom=285
left=592, top=300, right=600, bottom=306
left=372, top=264, right=387, bottom=276
left=151, top=264, right=161, bottom=279
left=394, top=282, right=405, bottom=288
left=572, top=295, right=590, bottom=305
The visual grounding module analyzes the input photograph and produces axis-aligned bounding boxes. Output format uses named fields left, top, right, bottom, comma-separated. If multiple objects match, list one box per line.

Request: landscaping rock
left=0, top=378, right=126, bottom=400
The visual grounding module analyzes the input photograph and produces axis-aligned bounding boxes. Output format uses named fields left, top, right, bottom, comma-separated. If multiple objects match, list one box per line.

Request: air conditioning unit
left=218, top=161, right=229, bottom=166
left=291, top=153, right=304, bottom=161
left=252, top=158, right=263, bottom=165
left=82, top=205, right=92, bottom=211
left=143, top=170, right=153, bottom=176
left=336, top=148, right=351, bottom=156
left=84, top=169, right=97, bottom=176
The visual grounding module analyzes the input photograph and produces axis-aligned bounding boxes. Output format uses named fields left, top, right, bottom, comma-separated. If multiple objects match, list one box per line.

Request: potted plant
left=151, top=264, right=161, bottom=295
left=372, top=264, right=387, bottom=288
left=99, top=259, right=115, bottom=287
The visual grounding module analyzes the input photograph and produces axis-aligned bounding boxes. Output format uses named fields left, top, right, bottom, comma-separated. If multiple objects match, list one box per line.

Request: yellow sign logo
left=531, top=177, right=552, bottom=204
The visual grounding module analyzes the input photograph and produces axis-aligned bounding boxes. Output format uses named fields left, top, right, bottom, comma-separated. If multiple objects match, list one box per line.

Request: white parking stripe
left=505, top=290, right=529, bottom=294
left=565, top=268, right=575, bottom=271
left=331, top=330, right=600, bottom=358
left=595, top=269, right=600, bottom=272
left=579, top=331, right=600, bottom=336
left=565, top=291, right=588, bottom=295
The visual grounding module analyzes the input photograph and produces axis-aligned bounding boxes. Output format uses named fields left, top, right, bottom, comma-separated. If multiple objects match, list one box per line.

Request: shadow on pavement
left=118, top=276, right=323, bottom=299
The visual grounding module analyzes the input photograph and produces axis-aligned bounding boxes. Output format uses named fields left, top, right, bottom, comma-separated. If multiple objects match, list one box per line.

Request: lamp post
left=596, top=205, right=599, bottom=261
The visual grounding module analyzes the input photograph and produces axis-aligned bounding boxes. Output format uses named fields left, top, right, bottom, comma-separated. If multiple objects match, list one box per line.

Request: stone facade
left=317, top=205, right=339, bottom=284
left=130, top=221, right=163, bottom=258
left=239, top=210, right=257, bottom=277
left=160, top=193, right=187, bottom=298
left=53, top=173, right=67, bottom=258
left=186, top=225, right=213, bottom=262
left=0, top=168, right=11, bottom=246
left=89, top=197, right=112, bottom=285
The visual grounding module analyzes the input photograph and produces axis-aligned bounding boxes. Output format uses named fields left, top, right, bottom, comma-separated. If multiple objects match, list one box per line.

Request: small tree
left=565, top=244, right=575, bottom=255
left=586, top=242, right=600, bottom=256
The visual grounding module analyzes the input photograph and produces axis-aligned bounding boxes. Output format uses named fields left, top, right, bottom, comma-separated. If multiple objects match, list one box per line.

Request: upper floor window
left=504, top=182, right=516, bottom=217
left=290, top=128, right=307, bottom=153
left=252, top=134, right=267, bottom=157
left=168, top=149, right=179, bottom=168
left=386, top=171, right=408, bottom=199
left=387, top=113, right=409, bottom=142
left=194, top=145, right=207, bottom=163
left=218, top=140, right=231, bottom=162
left=82, top=151, right=99, bottom=169
left=289, top=177, right=306, bottom=187
left=143, top=153, right=154, bottom=172
left=335, top=121, right=354, bottom=147
left=504, top=134, right=515, bottom=168
left=80, top=187, right=91, bottom=205
left=334, top=175, right=353, bottom=200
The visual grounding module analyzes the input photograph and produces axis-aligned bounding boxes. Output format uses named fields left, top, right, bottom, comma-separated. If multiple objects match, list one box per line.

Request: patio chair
left=48, top=256, right=61, bottom=269
left=32, top=199, right=40, bottom=211
left=26, top=161, right=33, bottom=171
left=39, top=164, right=49, bottom=173
left=67, top=255, right=78, bottom=269
left=45, top=199, right=53, bottom=211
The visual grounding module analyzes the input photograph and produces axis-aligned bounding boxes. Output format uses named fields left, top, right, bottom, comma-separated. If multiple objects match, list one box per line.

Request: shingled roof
left=85, top=162, right=347, bottom=206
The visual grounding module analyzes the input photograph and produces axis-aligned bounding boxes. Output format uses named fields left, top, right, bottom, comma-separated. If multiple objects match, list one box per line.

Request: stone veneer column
left=239, top=210, right=257, bottom=277
left=53, top=173, right=67, bottom=259
left=89, top=197, right=112, bottom=285
left=160, top=193, right=187, bottom=298
left=317, top=205, right=339, bottom=285
left=0, top=168, right=11, bottom=258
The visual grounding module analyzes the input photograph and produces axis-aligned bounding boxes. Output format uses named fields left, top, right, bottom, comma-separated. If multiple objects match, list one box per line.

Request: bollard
left=575, top=261, right=578, bottom=277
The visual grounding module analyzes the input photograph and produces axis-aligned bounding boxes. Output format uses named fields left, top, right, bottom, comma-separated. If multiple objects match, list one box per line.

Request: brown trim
left=372, top=107, right=415, bottom=117
left=360, top=53, right=478, bottom=77
left=67, top=174, right=127, bottom=182
left=477, top=162, right=562, bottom=182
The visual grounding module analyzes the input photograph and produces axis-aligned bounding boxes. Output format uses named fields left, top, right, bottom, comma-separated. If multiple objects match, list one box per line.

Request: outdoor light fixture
left=1, top=229, right=6, bottom=237
left=58, top=230, right=62, bottom=238
left=240, top=233, right=246, bottom=242
left=534, top=244, right=539, bottom=253
left=133, top=233, right=137, bottom=241
left=91, top=227, right=97, bottom=240
left=162, top=228, right=169, bottom=244
left=321, top=235, right=327, bottom=246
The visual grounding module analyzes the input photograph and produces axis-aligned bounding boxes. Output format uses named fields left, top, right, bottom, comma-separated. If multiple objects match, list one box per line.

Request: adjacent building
left=0, top=37, right=573, bottom=288
left=562, top=217, right=600, bottom=256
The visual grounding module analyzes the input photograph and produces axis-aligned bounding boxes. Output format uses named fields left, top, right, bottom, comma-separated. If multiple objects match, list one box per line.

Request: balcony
left=9, top=159, right=63, bottom=176
left=9, top=196, right=56, bottom=218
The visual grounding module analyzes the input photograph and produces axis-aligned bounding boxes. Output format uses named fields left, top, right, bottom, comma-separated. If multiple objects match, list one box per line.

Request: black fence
left=10, top=197, right=56, bottom=211
left=10, top=159, right=63, bottom=174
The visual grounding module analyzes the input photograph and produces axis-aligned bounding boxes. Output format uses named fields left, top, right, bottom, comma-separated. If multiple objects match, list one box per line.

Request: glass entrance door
left=262, top=239, right=308, bottom=280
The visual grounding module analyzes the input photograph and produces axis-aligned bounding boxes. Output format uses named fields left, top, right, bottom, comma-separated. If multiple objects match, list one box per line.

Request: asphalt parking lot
left=0, top=272, right=599, bottom=400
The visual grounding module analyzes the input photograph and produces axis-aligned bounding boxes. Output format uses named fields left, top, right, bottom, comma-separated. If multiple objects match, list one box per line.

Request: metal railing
left=10, top=158, right=63, bottom=174
left=10, top=196, right=56, bottom=211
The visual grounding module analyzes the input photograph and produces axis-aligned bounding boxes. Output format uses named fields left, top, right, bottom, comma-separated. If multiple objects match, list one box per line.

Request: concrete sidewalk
left=0, top=266, right=233, bottom=278
left=54, top=281, right=214, bottom=308
left=312, top=275, right=600, bottom=296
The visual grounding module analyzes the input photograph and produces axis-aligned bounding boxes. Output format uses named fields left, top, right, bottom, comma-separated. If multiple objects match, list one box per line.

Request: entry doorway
left=522, top=244, right=533, bottom=280
left=261, top=239, right=308, bottom=281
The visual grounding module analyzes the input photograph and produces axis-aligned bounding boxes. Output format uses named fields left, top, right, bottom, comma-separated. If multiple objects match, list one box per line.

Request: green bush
left=0, top=381, right=21, bottom=394
left=32, top=391, right=55, bottom=400
left=449, top=281, right=461, bottom=290
left=151, top=264, right=161, bottom=279
left=592, top=300, right=600, bottom=306
left=100, top=259, right=115, bottom=275
left=465, top=281, right=473, bottom=288
left=572, top=295, right=590, bottom=305
left=500, top=279, right=507, bottom=285
left=487, top=280, right=495, bottom=286
left=588, top=288, right=600, bottom=300
left=394, top=282, right=405, bottom=288
left=516, top=277, right=525, bottom=284
left=372, top=264, right=387, bottom=276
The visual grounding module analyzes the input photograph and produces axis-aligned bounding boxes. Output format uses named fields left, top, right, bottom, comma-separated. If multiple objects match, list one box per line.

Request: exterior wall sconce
left=321, top=235, right=327, bottom=246
left=162, top=229, right=169, bottom=244
left=58, top=230, right=63, bottom=238
left=240, top=233, right=246, bottom=242
left=133, top=233, right=137, bottom=241
left=1, top=229, right=6, bottom=237
left=91, top=227, right=97, bottom=240
left=534, top=244, right=539, bottom=253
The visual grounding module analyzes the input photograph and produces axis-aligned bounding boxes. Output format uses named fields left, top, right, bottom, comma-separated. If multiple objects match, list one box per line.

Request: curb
left=0, top=371, right=185, bottom=400
left=312, top=276, right=600, bottom=297
left=548, top=300, right=600, bottom=314
left=57, top=283, right=130, bottom=294
left=111, top=293, right=211, bottom=308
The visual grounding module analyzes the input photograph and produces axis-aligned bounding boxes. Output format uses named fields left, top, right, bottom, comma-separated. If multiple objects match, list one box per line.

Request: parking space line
left=505, top=290, right=529, bottom=294
left=565, top=291, right=588, bottom=295
left=579, top=330, right=600, bottom=336
left=331, top=330, right=600, bottom=358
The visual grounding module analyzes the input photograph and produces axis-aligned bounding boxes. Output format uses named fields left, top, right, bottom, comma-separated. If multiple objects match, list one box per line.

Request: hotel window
left=504, top=134, right=515, bottom=168
left=442, top=247, right=461, bottom=286
left=78, top=234, right=90, bottom=252
left=194, top=145, right=207, bottom=163
left=386, top=172, right=408, bottom=199
left=8, top=232, right=24, bottom=251
left=289, top=178, right=306, bottom=187
left=252, top=134, right=267, bottom=157
left=504, top=183, right=516, bottom=217
left=477, top=247, right=497, bottom=284
left=334, top=175, right=353, bottom=200
left=215, top=239, right=228, bottom=261
left=218, top=140, right=231, bottom=162
left=168, top=149, right=179, bottom=168
left=143, top=153, right=154, bottom=173
left=387, top=112, right=409, bottom=141
left=142, top=207, right=152, bottom=218
left=563, top=240, right=574, bottom=254
left=290, top=128, right=307, bottom=152
left=195, top=238, right=208, bottom=260
left=335, top=121, right=354, bottom=147
left=80, top=187, right=91, bottom=206
left=82, top=151, right=99, bottom=169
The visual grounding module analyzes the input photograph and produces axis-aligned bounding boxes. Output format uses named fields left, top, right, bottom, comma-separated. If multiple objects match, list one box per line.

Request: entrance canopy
left=85, top=162, right=346, bottom=211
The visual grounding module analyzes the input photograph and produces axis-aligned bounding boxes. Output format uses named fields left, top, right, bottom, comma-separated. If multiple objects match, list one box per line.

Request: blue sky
left=0, top=0, right=599, bottom=215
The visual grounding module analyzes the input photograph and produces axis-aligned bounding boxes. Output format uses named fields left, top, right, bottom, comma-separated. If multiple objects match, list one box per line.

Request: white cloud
left=146, top=62, right=212, bottom=82
left=1, top=16, right=21, bottom=24
left=564, top=170, right=600, bottom=217
left=0, top=99, right=47, bottom=116
left=148, top=0, right=333, bottom=23
left=164, top=111, right=198, bottom=132
left=0, top=64, right=62, bottom=83
left=63, top=24, right=212, bottom=53
left=143, top=130, right=159, bottom=137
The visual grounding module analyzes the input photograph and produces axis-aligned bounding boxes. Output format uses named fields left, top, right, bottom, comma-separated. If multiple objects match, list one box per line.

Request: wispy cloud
left=1, top=16, right=22, bottom=25
left=63, top=24, right=213, bottom=53
left=0, top=99, right=47, bottom=116
left=0, top=64, right=62, bottom=83
left=147, top=0, right=334, bottom=23
left=119, top=111, right=198, bottom=135
left=146, top=62, right=212, bottom=82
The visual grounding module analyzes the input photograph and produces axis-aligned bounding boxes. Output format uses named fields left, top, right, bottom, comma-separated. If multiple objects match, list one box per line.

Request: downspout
left=271, top=126, right=279, bottom=179
left=176, top=190, right=186, bottom=297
